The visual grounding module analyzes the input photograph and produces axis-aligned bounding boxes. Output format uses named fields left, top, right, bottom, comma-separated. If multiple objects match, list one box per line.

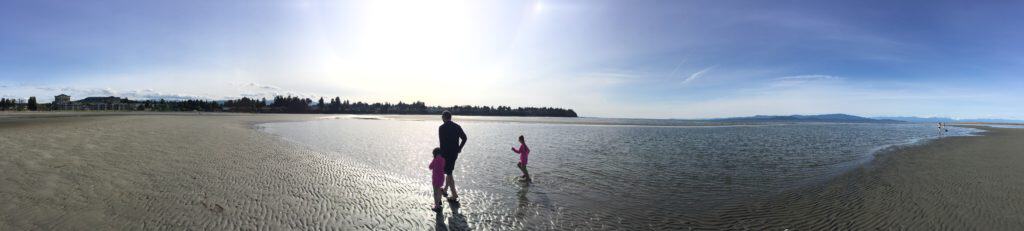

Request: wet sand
left=3, top=114, right=1023, bottom=229
left=0, top=113, right=452, bottom=229
left=708, top=126, right=1024, bottom=229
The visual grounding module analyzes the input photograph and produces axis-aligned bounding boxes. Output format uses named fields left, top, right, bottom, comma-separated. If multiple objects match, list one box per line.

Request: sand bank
left=707, top=126, right=1024, bottom=229
left=0, top=113, right=449, bottom=229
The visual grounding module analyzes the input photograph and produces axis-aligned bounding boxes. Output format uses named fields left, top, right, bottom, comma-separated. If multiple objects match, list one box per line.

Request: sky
left=1, top=0, right=1022, bottom=119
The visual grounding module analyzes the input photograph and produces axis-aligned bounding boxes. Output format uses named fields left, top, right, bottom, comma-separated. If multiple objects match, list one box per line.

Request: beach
left=709, top=125, right=1024, bottom=229
left=2, top=113, right=1023, bottom=229
left=0, top=113, right=450, bottom=229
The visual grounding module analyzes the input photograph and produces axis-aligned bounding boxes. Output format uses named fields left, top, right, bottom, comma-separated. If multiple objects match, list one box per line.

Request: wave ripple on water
left=259, top=117, right=979, bottom=229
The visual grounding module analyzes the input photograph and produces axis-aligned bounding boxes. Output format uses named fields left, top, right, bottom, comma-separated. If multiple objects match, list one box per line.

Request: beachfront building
left=54, top=94, right=71, bottom=104
left=52, top=94, right=76, bottom=110
left=77, top=96, right=136, bottom=110
left=51, top=94, right=141, bottom=111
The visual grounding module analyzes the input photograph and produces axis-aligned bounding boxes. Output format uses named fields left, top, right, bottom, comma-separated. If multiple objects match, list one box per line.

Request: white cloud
left=682, top=66, right=715, bottom=85
left=771, top=74, right=844, bottom=87
left=578, top=70, right=645, bottom=86
left=775, top=74, right=843, bottom=81
left=666, top=58, right=688, bottom=79
left=240, top=82, right=281, bottom=90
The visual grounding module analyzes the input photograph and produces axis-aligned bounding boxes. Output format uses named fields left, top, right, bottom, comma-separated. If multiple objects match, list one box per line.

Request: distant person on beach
left=511, top=135, right=531, bottom=182
left=428, top=147, right=446, bottom=211
left=439, top=111, right=468, bottom=201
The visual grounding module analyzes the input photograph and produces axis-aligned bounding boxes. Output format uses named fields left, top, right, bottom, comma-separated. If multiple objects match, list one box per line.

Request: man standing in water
left=439, top=111, right=467, bottom=201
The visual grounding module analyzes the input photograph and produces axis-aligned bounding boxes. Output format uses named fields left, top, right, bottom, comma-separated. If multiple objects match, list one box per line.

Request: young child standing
left=511, top=135, right=531, bottom=182
left=428, top=147, right=446, bottom=211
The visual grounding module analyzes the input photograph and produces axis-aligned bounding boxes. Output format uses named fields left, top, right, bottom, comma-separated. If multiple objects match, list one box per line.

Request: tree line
left=0, top=97, right=37, bottom=111
left=230, top=95, right=578, bottom=117
left=0, top=98, right=21, bottom=111
left=7, top=95, right=578, bottom=117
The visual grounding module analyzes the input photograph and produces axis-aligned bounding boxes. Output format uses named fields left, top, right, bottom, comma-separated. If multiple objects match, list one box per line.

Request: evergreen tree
left=27, top=97, right=37, bottom=111
left=317, top=97, right=325, bottom=113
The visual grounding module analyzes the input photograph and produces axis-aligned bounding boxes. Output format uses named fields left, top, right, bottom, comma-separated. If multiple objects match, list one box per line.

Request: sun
left=344, top=0, right=485, bottom=76
left=325, top=0, right=499, bottom=101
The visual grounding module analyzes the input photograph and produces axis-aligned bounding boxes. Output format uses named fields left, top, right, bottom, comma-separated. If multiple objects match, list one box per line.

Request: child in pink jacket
left=511, top=135, right=531, bottom=182
left=428, top=147, right=446, bottom=211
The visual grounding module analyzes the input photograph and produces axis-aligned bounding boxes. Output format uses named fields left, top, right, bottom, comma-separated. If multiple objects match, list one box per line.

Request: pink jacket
left=512, top=143, right=530, bottom=165
left=428, top=156, right=446, bottom=188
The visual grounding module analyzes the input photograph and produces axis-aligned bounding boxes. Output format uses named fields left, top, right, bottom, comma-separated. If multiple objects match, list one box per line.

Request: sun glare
left=328, top=0, right=498, bottom=101
left=351, top=0, right=480, bottom=71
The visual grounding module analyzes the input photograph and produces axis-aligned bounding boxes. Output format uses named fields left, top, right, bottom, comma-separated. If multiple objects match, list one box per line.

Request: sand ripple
left=0, top=115, right=445, bottom=229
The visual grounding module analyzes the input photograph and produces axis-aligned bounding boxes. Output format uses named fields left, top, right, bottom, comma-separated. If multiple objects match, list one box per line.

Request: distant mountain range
left=706, top=114, right=1023, bottom=124
left=712, top=114, right=903, bottom=123
left=872, top=116, right=1024, bottom=124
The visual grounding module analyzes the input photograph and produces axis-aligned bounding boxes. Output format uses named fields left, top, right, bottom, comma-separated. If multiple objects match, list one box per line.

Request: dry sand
left=707, top=126, right=1024, bottom=229
left=0, top=113, right=447, bottom=230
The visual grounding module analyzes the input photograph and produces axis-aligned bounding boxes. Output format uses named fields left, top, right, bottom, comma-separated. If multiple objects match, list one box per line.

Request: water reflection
left=516, top=182, right=531, bottom=219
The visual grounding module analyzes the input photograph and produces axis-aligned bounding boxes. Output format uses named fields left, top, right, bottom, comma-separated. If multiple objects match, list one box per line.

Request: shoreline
left=705, top=125, right=1024, bottom=229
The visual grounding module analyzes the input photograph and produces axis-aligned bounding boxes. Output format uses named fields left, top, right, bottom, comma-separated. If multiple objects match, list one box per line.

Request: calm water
left=258, top=116, right=978, bottom=229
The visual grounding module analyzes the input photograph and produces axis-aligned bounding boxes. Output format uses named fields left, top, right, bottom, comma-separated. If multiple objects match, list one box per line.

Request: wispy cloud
left=578, top=70, right=645, bottom=86
left=771, top=74, right=844, bottom=87
left=240, top=82, right=281, bottom=90
left=682, top=66, right=715, bottom=85
left=666, top=58, right=688, bottom=78
left=775, top=75, right=843, bottom=81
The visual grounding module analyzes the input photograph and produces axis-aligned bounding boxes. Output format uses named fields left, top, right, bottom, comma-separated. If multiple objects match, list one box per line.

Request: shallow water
left=258, top=117, right=977, bottom=229
left=970, top=124, right=1024, bottom=129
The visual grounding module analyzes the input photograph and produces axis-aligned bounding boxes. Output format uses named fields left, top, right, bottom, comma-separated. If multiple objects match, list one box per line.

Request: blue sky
left=1, top=0, right=1022, bottom=119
